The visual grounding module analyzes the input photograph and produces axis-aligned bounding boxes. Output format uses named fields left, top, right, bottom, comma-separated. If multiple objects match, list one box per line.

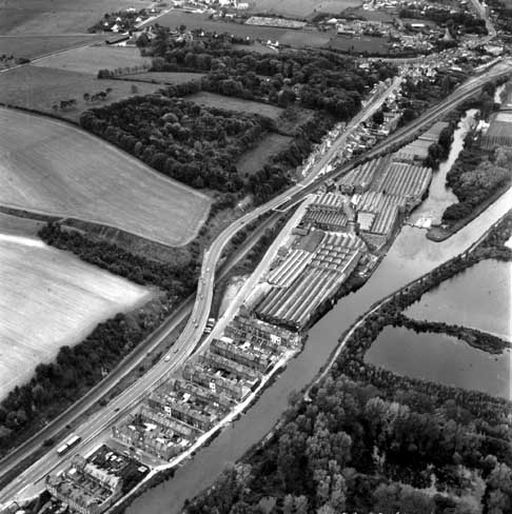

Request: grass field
left=236, top=133, right=292, bottom=176
left=0, top=0, right=147, bottom=35
left=0, top=107, right=211, bottom=246
left=122, top=71, right=205, bottom=84
left=328, top=35, right=391, bottom=54
left=32, top=45, right=150, bottom=74
left=156, top=11, right=330, bottom=47
left=249, top=0, right=362, bottom=18
left=189, top=91, right=284, bottom=119
left=0, top=65, right=163, bottom=122
left=0, top=34, right=106, bottom=59
left=0, top=231, right=151, bottom=400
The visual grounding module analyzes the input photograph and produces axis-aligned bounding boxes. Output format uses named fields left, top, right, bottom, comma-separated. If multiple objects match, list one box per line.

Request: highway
left=1, top=61, right=511, bottom=505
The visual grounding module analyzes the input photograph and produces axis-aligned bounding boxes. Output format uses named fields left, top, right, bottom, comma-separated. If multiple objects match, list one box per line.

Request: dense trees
left=442, top=142, right=512, bottom=224
left=185, top=214, right=512, bottom=514
left=143, top=28, right=396, bottom=119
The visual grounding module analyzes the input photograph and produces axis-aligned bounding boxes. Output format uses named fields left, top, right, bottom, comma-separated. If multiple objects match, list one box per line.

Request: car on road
left=164, top=355, right=171, bottom=362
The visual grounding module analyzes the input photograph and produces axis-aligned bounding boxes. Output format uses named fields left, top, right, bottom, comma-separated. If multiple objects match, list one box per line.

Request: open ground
left=236, top=133, right=293, bottom=176
left=0, top=226, right=152, bottom=401
left=122, top=71, right=205, bottom=84
left=0, top=107, right=211, bottom=247
left=32, top=45, right=150, bottom=75
left=0, top=65, right=163, bottom=122
left=0, top=34, right=105, bottom=60
left=189, top=91, right=284, bottom=119
left=248, top=0, right=362, bottom=18
left=0, top=0, right=151, bottom=35
left=154, top=11, right=331, bottom=47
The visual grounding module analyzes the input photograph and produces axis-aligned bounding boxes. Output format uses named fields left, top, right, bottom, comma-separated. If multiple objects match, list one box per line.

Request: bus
left=56, top=434, right=82, bottom=457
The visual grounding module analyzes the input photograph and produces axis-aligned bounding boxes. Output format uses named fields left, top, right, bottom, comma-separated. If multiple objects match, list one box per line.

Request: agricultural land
left=0, top=66, right=163, bottom=122
left=0, top=107, right=211, bottom=247
left=0, top=216, right=152, bottom=401
left=32, top=45, right=150, bottom=75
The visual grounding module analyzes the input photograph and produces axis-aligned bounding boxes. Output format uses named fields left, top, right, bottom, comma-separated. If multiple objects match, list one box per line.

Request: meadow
left=155, top=11, right=330, bottom=47
left=0, top=65, right=162, bottom=122
left=0, top=35, right=105, bottom=60
left=0, top=0, right=144, bottom=35
left=122, top=71, right=205, bottom=84
left=32, top=45, right=150, bottom=75
left=236, top=133, right=292, bottom=176
left=0, top=231, right=151, bottom=400
left=189, top=91, right=284, bottom=119
left=249, top=0, right=362, bottom=18
left=0, top=107, right=211, bottom=247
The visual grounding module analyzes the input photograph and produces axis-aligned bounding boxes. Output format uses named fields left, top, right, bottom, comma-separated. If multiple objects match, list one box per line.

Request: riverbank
left=427, top=183, right=512, bottom=241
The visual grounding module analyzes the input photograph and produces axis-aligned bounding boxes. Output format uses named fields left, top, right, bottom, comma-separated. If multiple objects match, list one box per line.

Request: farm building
left=394, top=121, right=449, bottom=162
left=481, top=111, right=512, bottom=149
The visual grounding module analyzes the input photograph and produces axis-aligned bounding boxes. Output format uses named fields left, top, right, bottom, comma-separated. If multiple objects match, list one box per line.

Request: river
left=409, top=109, right=476, bottom=226
left=127, top=159, right=512, bottom=514
left=365, top=326, right=511, bottom=400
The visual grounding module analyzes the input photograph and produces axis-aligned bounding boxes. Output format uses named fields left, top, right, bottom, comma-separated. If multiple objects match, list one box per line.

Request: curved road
left=1, top=61, right=511, bottom=505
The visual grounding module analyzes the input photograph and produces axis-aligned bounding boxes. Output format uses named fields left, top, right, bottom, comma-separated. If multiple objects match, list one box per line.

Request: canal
left=127, top=167, right=512, bottom=514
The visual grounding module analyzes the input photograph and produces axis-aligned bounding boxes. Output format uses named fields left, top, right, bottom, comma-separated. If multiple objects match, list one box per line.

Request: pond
left=406, top=259, right=512, bottom=342
left=364, top=325, right=511, bottom=400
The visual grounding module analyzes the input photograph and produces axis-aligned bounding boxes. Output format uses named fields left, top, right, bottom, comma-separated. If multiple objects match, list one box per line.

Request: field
left=236, top=133, right=292, bottom=176
left=0, top=107, right=211, bottom=246
left=156, top=11, right=330, bottom=47
left=0, top=0, right=146, bottom=35
left=32, top=45, right=150, bottom=74
left=189, top=91, right=284, bottom=119
left=0, top=65, right=163, bottom=122
left=0, top=230, right=151, bottom=400
left=122, top=71, right=205, bottom=84
left=0, top=34, right=106, bottom=60
left=248, top=0, right=361, bottom=18
left=328, top=35, right=391, bottom=54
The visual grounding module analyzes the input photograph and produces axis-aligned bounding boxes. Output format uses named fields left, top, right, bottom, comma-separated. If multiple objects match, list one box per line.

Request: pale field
left=0, top=107, right=211, bottom=246
left=0, top=233, right=151, bottom=400
left=1, top=0, right=152, bottom=35
left=32, top=45, right=151, bottom=75
left=249, top=0, right=362, bottom=17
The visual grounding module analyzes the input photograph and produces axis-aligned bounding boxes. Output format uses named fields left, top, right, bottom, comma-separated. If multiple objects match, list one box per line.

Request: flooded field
left=0, top=233, right=152, bottom=400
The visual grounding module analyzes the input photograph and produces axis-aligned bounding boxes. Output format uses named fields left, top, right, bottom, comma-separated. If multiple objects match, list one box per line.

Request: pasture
left=328, top=35, right=391, bottom=55
left=0, top=65, right=162, bottom=122
left=248, top=0, right=362, bottom=18
left=0, top=232, right=151, bottom=400
left=0, top=107, right=211, bottom=247
left=32, top=45, right=150, bottom=75
left=0, top=34, right=105, bottom=60
left=1, top=0, right=142, bottom=35
left=156, top=11, right=330, bottom=47
left=122, top=71, right=205, bottom=84
left=189, top=91, right=284, bottom=119
left=236, top=133, right=292, bottom=176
